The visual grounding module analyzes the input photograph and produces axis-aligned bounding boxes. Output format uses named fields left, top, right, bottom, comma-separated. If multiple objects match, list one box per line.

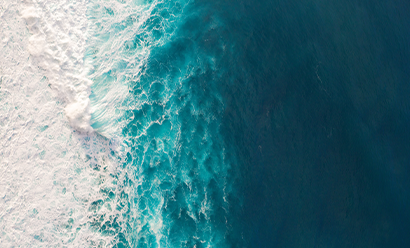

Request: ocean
left=1, top=0, right=410, bottom=247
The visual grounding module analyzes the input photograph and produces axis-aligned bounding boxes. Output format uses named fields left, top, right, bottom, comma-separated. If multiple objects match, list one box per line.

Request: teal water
left=85, top=0, right=410, bottom=247
left=86, top=0, right=239, bottom=247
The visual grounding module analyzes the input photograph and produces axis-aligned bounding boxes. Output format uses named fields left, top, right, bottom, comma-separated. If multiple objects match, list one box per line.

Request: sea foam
left=21, top=0, right=93, bottom=133
left=85, top=0, right=156, bottom=138
left=1, top=0, right=123, bottom=246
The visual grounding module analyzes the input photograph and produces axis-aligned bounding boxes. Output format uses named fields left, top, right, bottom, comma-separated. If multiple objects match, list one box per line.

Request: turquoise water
left=86, top=0, right=239, bottom=246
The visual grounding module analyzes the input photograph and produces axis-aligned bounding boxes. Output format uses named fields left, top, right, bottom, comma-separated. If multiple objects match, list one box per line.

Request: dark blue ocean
left=85, top=0, right=410, bottom=247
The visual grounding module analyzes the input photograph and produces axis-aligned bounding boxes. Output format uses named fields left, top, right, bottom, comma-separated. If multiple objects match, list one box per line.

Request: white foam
left=85, top=0, right=160, bottom=138
left=84, top=1, right=172, bottom=243
left=0, top=0, right=124, bottom=246
left=21, top=0, right=93, bottom=133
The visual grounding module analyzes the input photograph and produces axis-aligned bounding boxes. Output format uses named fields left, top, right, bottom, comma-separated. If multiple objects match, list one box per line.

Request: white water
left=20, top=0, right=93, bottom=133
left=85, top=0, right=157, bottom=139
left=0, top=0, right=125, bottom=246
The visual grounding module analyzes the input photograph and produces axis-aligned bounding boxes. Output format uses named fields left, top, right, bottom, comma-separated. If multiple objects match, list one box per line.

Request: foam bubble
left=85, top=0, right=156, bottom=138
left=0, top=1, right=123, bottom=246
left=21, top=0, right=93, bottom=133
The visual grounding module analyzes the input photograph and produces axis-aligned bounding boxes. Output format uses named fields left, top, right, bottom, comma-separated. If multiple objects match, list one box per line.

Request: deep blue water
left=87, top=0, right=410, bottom=247
left=223, top=0, right=410, bottom=247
